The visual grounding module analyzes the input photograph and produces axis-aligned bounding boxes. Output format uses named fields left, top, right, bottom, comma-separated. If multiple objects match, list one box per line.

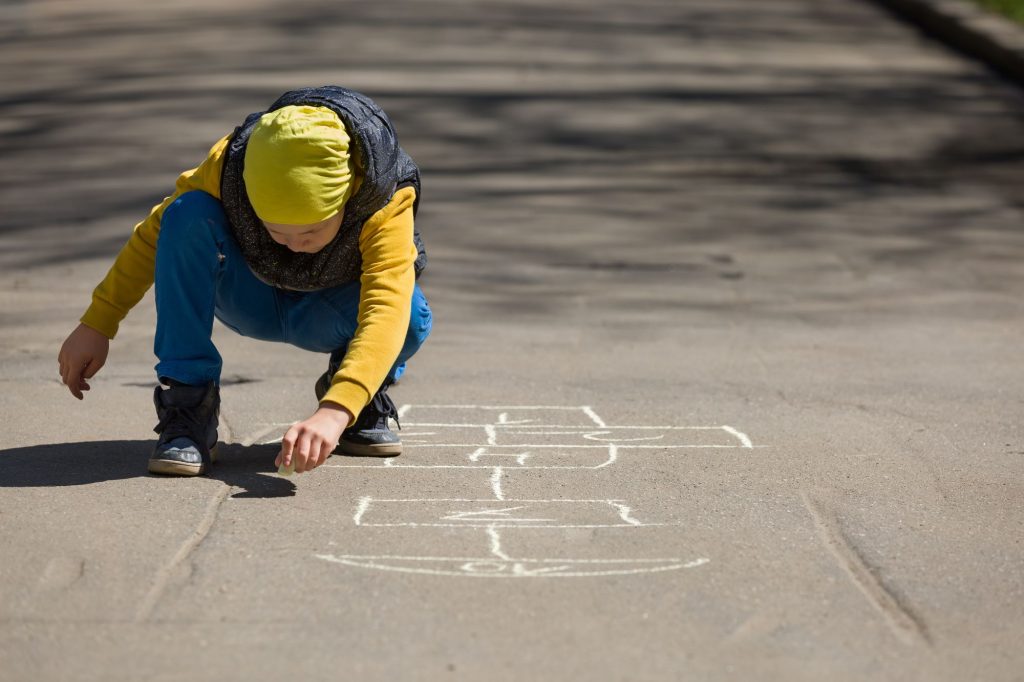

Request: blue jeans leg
left=154, top=191, right=280, bottom=384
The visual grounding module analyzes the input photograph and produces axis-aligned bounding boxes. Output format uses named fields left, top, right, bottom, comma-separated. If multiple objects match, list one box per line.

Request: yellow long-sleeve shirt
left=81, top=134, right=418, bottom=419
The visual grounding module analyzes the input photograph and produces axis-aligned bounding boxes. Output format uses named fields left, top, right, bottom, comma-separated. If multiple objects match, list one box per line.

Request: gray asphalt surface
left=2, top=0, right=1023, bottom=680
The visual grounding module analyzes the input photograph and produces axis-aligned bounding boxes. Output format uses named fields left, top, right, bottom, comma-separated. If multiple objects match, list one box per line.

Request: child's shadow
left=0, top=440, right=298, bottom=498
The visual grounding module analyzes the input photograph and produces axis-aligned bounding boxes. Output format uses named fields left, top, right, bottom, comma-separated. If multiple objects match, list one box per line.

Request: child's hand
left=275, top=403, right=351, bottom=474
left=57, top=323, right=110, bottom=400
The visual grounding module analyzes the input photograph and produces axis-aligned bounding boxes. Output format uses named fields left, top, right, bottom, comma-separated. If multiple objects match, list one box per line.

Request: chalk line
left=358, top=523, right=669, bottom=529
left=490, top=467, right=504, bottom=500
left=319, top=554, right=692, bottom=564
left=610, top=502, right=643, bottom=526
left=487, top=525, right=511, bottom=560
left=581, top=406, right=607, bottom=428
left=358, top=498, right=631, bottom=503
left=362, top=443, right=756, bottom=449
left=721, top=425, right=753, bottom=448
left=315, top=554, right=711, bottom=578
left=400, top=422, right=734, bottom=430
left=353, top=496, right=372, bottom=525
left=595, top=444, right=618, bottom=469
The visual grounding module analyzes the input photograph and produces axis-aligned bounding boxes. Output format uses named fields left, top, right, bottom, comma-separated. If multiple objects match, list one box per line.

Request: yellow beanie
left=243, top=105, right=355, bottom=225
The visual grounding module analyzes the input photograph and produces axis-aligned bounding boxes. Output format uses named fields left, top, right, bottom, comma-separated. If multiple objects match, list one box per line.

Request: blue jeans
left=153, top=191, right=432, bottom=389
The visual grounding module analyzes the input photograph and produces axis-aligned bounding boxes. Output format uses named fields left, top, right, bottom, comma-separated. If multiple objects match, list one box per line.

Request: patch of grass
left=973, top=0, right=1024, bottom=23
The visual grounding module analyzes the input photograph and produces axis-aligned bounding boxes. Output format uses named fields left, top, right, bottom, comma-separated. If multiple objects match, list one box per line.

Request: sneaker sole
left=148, top=445, right=218, bottom=476
left=337, top=441, right=402, bottom=457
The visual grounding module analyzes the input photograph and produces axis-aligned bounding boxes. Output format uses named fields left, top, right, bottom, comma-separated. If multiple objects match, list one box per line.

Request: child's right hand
left=58, top=323, right=110, bottom=400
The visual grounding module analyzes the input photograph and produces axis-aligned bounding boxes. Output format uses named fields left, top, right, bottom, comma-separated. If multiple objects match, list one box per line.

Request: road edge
left=869, top=0, right=1024, bottom=88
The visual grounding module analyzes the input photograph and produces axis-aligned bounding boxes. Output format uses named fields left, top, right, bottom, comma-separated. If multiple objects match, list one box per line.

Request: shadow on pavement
left=0, top=440, right=297, bottom=498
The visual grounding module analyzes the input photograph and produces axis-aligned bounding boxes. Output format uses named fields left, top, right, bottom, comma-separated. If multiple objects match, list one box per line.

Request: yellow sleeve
left=320, top=186, right=418, bottom=418
left=80, top=134, right=232, bottom=339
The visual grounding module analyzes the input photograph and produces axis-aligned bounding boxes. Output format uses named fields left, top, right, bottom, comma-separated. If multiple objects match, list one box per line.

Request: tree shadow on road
left=0, top=440, right=299, bottom=498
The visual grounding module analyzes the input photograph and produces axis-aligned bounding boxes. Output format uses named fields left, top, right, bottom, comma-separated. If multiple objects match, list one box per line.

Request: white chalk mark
left=404, top=423, right=733, bottom=430
left=332, top=443, right=754, bottom=449
left=721, top=425, right=753, bottom=448
left=383, top=458, right=395, bottom=467
left=512, top=564, right=570, bottom=576
left=487, top=525, right=511, bottom=560
left=485, top=424, right=497, bottom=445
left=582, top=432, right=665, bottom=443
left=326, top=464, right=606, bottom=470
left=581, top=406, right=607, bottom=427
left=403, top=405, right=596, bottom=410
left=397, top=404, right=412, bottom=419
left=497, top=413, right=534, bottom=425
left=360, top=498, right=628, bottom=503
left=595, top=444, right=618, bottom=469
left=318, top=554, right=691, bottom=564
left=353, top=497, right=372, bottom=525
left=515, top=431, right=590, bottom=436
left=490, top=467, right=504, bottom=501
left=469, top=448, right=531, bottom=464
left=316, top=554, right=709, bottom=578
left=610, top=502, right=643, bottom=526
left=442, top=506, right=555, bottom=523
left=359, top=523, right=668, bottom=528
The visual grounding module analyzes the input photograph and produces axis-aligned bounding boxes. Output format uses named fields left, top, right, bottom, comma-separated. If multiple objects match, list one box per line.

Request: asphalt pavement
left=1, top=0, right=1023, bottom=679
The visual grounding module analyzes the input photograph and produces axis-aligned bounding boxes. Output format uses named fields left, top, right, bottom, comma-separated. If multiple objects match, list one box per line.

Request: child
left=56, top=86, right=432, bottom=477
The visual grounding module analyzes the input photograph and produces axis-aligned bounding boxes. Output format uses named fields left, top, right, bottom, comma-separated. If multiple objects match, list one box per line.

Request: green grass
left=973, top=0, right=1024, bottom=23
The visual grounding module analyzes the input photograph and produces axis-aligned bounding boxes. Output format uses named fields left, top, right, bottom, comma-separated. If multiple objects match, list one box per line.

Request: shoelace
left=355, top=389, right=401, bottom=431
left=154, top=404, right=208, bottom=441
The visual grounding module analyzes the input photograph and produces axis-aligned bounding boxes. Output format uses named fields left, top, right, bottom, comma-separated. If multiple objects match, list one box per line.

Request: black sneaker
left=150, top=381, right=220, bottom=476
left=315, top=357, right=402, bottom=457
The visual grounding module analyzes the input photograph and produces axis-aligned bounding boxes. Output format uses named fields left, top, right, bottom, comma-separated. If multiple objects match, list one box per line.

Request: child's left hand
left=276, top=404, right=351, bottom=474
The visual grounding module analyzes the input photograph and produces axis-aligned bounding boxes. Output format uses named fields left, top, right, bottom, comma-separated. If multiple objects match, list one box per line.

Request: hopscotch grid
left=315, top=405, right=753, bottom=578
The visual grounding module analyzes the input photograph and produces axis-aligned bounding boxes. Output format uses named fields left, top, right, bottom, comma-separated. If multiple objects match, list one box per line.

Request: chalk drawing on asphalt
left=255, top=405, right=755, bottom=577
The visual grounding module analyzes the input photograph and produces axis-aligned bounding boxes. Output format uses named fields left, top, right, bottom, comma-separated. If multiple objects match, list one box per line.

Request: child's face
left=262, top=210, right=344, bottom=254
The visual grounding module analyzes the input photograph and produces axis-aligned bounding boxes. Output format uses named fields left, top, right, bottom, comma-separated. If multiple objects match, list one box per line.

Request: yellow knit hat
left=243, top=105, right=355, bottom=225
